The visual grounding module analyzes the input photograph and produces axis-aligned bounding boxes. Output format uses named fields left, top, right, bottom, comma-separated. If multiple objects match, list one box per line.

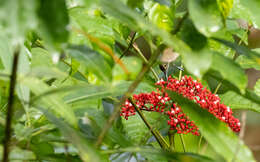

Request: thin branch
left=120, top=32, right=137, bottom=59
left=95, top=47, right=162, bottom=147
left=3, top=47, right=20, bottom=162
left=132, top=44, right=159, bottom=81
left=128, top=97, right=169, bottom=149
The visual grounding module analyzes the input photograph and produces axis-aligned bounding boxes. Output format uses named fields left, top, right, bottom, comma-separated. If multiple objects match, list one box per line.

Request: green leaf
left=103, top=147, right=214, bottom=162
left=66, top=45, right=112, bottom=82
left=100, top=0, right=211, bottom=78
left=113, top=56, right=142, bottom=81
left=236, top=55, right=260, bottom=70
left=254, top=79, right=260, bottom=96
left=0, top=0, right=38, bottom=40
left=20, top=77, right=77, bottom=127
left=63, top=81, right=155, bottom=103
left=210, top=52, right=248, bottom=92
left=69, top=7, right=116, bottom=48
left=217, top=0, right=233, bottom=18
left=230, top=0, right=253, bottom=24
left=147, top=3, right=174, bottom=32
left=0, top=34, right=13, bottom=73
left=220, top=91, right=260, bottom=113
left=189, top=0, right=223, bottom=37
left=0, top=146, right=36, bottom=160
left=122, top=111, right=165, bottom=144
left=167, top=91, right=255, bottom=162
left=37, top=0, right=69, bottom=48
left=39, top=108, right=103, bottom=162
left=240, top=0, right=260, bottom=27
left=31, top=47, right=54, bottom=68
left=179, top=19, right=208, bottom=51
left=212, top=38, right=260, bottom=60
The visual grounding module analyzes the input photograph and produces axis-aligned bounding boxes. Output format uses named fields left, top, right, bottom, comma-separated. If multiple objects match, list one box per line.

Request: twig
left=120, top=32, right=137, bottom=59
left=171, top=12, right=189, bottom=35
left=178, top=64, right=186, bottom=152
left=128, top=97, right=169, bottom=149
left=95, top=48, right=162, bottom=147
left=132, top=44, right=159, bottom=81
left=2, top=47, right=20, bottom=162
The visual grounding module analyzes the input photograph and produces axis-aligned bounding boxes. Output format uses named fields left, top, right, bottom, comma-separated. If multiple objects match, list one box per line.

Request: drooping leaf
left=167, top=91, right=255, bottom=162
left=189, top=0, right=223, bottom=36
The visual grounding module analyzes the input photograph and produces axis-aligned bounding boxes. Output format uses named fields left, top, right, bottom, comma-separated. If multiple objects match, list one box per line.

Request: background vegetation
left=0, top=0, right=260, bottom=161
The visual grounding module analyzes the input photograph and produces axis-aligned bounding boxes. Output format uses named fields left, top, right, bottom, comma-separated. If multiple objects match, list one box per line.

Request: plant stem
left=2, top=47, right=20, bottom=162
left=120, top=32, right=137, bottom=59
left=178, top=64, right=183, bottom=81
left=128, top=97, right=169, bottom=149
left=133, top=44, right=160, bottom=81
left=198, top=135, right=203, bottom=153
left=168, top=129, right=176, bottom=151
left=95, top=47, right=162, bottom=147
left=180, top=134, right=186, bottom=152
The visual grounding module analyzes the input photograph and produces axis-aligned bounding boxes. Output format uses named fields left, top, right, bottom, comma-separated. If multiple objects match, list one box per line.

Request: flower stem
left=168, top=129, right=176, bottom=151
left=180, top=134, right=186, bottom=152
left=133, top=44, right=159, bottom=81
left=128, top=97, right=169, bottom=150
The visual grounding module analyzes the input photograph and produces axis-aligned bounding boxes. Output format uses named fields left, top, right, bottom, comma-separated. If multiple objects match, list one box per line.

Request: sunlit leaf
left=189, top=0, right=223, bottom=36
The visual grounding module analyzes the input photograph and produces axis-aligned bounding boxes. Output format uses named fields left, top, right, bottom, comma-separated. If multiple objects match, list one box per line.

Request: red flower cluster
left=120, top=75, right=240, bottom=135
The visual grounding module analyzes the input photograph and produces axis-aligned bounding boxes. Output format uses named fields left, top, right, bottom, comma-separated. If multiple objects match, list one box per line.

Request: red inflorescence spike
left=120, top=75, right=240, bottom=135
